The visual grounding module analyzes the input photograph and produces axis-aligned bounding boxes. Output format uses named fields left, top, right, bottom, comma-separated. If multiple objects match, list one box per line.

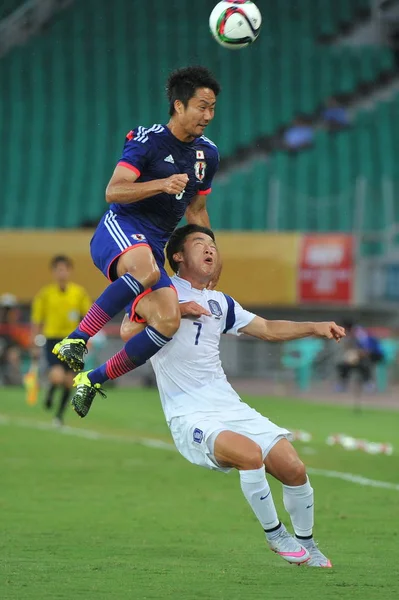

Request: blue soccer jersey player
left=53, top=66, right=221, bottom=416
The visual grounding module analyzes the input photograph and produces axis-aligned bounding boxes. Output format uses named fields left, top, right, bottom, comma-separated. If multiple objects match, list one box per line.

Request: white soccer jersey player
left=151, top=275, right=290, bottom=472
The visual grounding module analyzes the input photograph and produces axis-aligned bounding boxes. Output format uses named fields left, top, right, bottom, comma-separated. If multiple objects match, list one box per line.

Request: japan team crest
left=131, top=234, right=146, bottom=241
left=194, top=161, right=207, bottom=181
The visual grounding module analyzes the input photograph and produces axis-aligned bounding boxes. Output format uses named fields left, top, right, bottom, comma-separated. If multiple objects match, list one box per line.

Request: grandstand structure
left=1, top=0, right=399, bottom=387
left=0, top=0, right=398, bottom=246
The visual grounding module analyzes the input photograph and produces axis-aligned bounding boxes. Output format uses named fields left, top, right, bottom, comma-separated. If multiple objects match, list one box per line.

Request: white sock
left=283, top=476, right=314, bottom=537
left=239, top=466, right=280, bottom=531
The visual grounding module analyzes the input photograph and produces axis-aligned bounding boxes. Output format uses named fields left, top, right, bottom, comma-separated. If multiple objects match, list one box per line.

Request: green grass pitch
left=1, top=386, right=399, bottom=599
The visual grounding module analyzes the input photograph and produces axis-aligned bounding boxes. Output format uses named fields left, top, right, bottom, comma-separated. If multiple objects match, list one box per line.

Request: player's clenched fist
left=162, top=174, right=189, bottom=195
left=313, top=322, right=346, bottom=341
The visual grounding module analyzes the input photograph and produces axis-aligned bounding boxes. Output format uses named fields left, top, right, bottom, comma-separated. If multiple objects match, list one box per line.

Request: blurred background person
left=321, top=96, right=350, bottom=132
left=282, top=115, right=314, bottom=153
left=1, top=0, right=399, bottom=400
left=30, top=256, right=92, bottom=426
left=0, top=294, right=23, bottom=386
left=335, top=322, right=384, bottom=393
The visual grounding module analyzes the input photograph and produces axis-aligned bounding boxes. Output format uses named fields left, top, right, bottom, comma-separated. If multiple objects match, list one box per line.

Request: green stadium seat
left=282, top=338, right=324, bottom=391
left=376, top=339, right=399, bottom=392
left=0, top=0, right=24, bottom=20
left=0, top=0, right=395, bottom=230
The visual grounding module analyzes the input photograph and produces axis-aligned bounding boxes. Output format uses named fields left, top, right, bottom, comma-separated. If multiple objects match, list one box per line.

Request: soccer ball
left=209, top=1, right=262, bottom=50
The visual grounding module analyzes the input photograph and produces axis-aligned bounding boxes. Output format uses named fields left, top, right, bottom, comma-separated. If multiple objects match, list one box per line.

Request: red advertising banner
left=298, top=234, right=354, bottom=304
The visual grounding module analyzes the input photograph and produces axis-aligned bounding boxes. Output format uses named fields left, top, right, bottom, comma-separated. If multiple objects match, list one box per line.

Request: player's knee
left=120, top=316, right=146, bottom=343
left=125, top=265, right=160, bottom=289
left=284, top=458, right=307, bottom=486
left=49, top=367, right=64, bottom=386
left=151, top=309, right=181, bottom=338
left=143, top=267, right=161, bottom=288
left=65, top=374, right=75, bottom=389
left=120, top=322, right=132, bottom=343
left=241, top=445, right=263, bottom=470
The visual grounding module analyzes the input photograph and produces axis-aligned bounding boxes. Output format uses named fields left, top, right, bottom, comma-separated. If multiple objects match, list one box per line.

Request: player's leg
left=77, top=245, right=160, bottom=338
left=54, top=368, right=74, bottom=426
left=336, top=361, right=351, bottom=391
left=45, top=365, right=64, bottom=410
left=44, top=339, right=65, bottom=410
left=71, top=278, right=179, bottom=417
left=357, top=357, right=372, bottom=384
left=212, top=431, right=309, bottom=565
left=265, top=438, right=332, bottom=567
left=87, top=285, right=178, bottom=383
left=53, top=245, right=159, bottom=370
left=120, top=313, right=145, bottom=342
left=53, top=212, right=162, bottom=371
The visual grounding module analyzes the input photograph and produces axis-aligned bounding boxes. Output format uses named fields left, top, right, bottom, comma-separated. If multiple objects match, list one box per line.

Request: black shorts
left=45, top=338, right=73, bottom=371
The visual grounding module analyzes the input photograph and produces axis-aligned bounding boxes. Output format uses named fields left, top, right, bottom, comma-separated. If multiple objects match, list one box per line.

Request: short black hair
left=50, top=255, right=73, bottom=269
left=166, top=66, right=221, bottom=116
left=166, top=225, right=216, bottom=273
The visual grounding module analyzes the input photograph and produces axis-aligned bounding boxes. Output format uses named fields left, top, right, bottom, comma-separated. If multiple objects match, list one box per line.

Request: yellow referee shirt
left=31, top=283, right=92, bottom=339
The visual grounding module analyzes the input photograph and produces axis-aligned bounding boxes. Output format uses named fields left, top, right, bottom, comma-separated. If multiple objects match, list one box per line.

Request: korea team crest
left=193, top=428, right=204, bottom=444
left=207, top=299, right=222, bottom=318
left=194, top=161, right=207, bottom=181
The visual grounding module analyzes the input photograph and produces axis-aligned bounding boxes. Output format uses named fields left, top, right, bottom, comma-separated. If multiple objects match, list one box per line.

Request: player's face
left=178, top=233, right=219, bottom=281
left=181, top=88, right=216, bottom=137
left=52, top=263, right=71, bottom=285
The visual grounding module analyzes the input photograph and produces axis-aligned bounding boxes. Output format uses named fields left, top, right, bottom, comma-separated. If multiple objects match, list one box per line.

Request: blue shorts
left=90, top=209, right=175, bottom=322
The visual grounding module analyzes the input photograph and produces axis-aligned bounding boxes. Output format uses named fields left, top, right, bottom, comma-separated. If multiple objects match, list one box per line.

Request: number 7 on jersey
left=193, top=322, right=202, bottom=345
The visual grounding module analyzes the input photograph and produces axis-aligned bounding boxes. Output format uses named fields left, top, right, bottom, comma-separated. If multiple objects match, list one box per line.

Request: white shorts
left=169, top=403, right=291, bottom=474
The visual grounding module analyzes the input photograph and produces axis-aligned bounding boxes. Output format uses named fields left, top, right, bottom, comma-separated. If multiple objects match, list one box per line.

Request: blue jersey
left=111, top=124, right=219, bottom=244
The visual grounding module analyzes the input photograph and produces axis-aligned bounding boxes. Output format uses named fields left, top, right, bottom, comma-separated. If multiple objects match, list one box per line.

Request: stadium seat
left=375, top=339, right=399, bottom=393
left=281, top=338, right=324, bottom=391
left=0, top=0, right=24, bottom=20
left=0, top=0, right=396, bottom=229
left=210, top=94, right=399, bottom=235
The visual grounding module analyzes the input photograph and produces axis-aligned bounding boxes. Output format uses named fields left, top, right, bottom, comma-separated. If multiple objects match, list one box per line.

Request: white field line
left=306, top=467, right=399, bottom=491
left=1, top=414, right=399, bottom=492
left=0, top=414, right=174, bottom=451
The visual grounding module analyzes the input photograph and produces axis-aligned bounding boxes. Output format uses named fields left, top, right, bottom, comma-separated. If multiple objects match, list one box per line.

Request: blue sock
left=88, top=326, right=171, bottom=385
left=68, top=274, right=144, bottom=342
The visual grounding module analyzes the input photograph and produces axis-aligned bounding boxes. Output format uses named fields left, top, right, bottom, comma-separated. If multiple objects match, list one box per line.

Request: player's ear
left=173, top=251, right=184, bottom=266
left=174, top=99, right=184, bottom=115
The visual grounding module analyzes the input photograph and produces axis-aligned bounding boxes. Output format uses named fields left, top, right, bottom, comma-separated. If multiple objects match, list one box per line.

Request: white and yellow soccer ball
left=209, top=1, right=262, bottom=50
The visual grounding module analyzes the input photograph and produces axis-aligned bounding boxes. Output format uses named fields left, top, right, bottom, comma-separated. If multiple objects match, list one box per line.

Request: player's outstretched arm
left=239, top=316, right=346, bottom=343
left=106, top=166, right=188, bottom=205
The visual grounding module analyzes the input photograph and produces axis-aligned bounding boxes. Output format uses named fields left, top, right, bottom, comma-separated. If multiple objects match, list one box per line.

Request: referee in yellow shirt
left=31, top=255, right=91, bottom=425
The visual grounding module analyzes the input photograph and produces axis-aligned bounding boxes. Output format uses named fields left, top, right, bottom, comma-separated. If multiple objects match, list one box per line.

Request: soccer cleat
left=299, top=538, right=332, bottom=567
left=52, top=338, right=87, bottom=372
left=71, top=371, right=106, bottom=418
left=266, top=525, right=310, bottom=565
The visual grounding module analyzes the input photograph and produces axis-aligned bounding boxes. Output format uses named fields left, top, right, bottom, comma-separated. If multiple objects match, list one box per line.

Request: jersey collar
left=173, top=274, right=206, bottom=293
left=164, top=125, right=197, bottom=147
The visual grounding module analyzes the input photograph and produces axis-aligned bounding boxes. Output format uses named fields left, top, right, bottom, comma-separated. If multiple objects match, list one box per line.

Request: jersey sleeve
left=197, top=146, right=220, bottom=196
left=117, top=128, right=153, bottom=177
left=31, top=290, right=45, bottom=325
left=222, top=294, right=256, bottom=337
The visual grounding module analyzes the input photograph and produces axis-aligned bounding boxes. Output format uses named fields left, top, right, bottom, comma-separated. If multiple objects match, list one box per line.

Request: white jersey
left=150, top=275, right=256, bottom=423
